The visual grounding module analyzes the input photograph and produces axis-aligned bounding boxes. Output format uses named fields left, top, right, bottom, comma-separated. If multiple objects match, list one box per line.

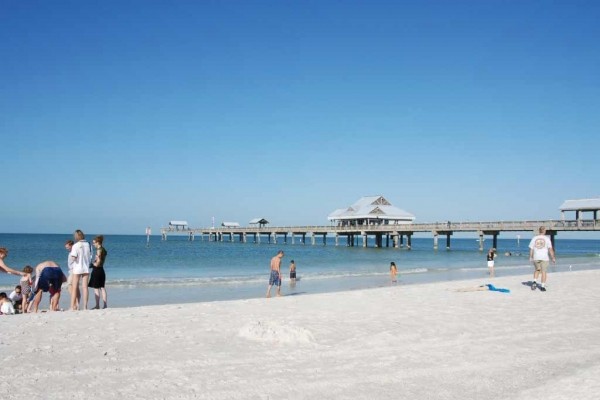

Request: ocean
left=1, top=233, right=599, bottom=308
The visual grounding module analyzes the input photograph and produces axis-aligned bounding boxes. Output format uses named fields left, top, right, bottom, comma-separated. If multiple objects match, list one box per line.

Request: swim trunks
left=37, top=267, right=65, bottom=294
left=290, top=271, right=296, bottom=279
left=269, top=270, right=281, bottom=286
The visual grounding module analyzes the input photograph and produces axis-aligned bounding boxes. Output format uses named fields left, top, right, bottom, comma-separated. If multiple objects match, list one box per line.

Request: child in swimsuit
left=20, top=265, right=33, bottom=313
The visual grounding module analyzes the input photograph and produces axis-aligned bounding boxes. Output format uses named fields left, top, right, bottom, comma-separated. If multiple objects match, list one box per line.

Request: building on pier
left=328, top=195, right=415, bottom=227
left=560, top=198, right=600, bottom=222
left=249, top=218, right=269, bottom=228
left=168, top=221, right=188, bottom=231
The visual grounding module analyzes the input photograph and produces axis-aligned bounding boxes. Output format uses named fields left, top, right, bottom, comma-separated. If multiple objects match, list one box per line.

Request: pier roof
left=249, top=218, right=269, bottom=225
left=328, top=195, right=415, bottom=222
left=169, top=220, right=188, bottom=226
left=560, top=198, right=600, bottom=211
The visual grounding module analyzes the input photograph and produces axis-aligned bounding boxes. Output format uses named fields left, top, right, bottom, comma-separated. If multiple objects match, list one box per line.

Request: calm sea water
left=1, top=233, right=599, bottom=308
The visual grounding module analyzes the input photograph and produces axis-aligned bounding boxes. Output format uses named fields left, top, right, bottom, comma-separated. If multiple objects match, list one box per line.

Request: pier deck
left=160, top=219, right=600, bottom=250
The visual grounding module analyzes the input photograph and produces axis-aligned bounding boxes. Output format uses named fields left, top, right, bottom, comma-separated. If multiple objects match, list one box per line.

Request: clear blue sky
left=1, top=0, right=599, bottom=234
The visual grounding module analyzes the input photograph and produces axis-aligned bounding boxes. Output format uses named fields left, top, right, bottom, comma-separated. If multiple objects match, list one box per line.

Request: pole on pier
left=478, top=232, right=484, bottom=251
left=322, top=234, right=326, bottom=246
left=400, top=235, right=404, bottom=248
left=291, top=233, right=295, bottom=245
left=407, top=234, right=412, bottom=250
left=335, top=234, right=339, bottom=246
left=362, top=232, right=367, bottom=248
left=446, top=232, right=451, bottom=250
left=393, top=232, right=399, bottom=248
left=386, top=234, right=390, bottom=248
left=433, top=232, right=439, bottom=250
left=311, top=233, right=316, bottom=245
left=284, top=233, right=287, bottom=244
left=272, top=232, right=277, bottom=244
left=302, top=233, right=306, bottom=245
left=492, top=233, right=498, bottom=249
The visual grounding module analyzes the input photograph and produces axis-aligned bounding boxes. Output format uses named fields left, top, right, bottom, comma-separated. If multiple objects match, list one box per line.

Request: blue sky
left=1, top=0, right=599, bottom=234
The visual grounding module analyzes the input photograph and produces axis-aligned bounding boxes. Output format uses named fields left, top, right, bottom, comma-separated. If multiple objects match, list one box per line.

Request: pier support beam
left=362, top=232, right=367, bottom=248
left=386, top=234, right=390, bottom=248
left=335, top=234, right=339, bottom=246
left=493, top=234, right=498, bottom=249
left=271, top=232, right=277, bottom=244
left=291, top=233, right=295, bottom=245
left=478, top=232, right=484, bottom=251
left=284, top=233, right=287, bottom=244
left=446, top=232, right=452, bottom=250
left=400, top=235, right=404, bottom=248
left=162, top=232, right=167, bottom=241
left=189, top=232, right=194, bottom=241
left=322, top=234, right=327, bottom=245
left=302, top=233, right=306, bottom=245
left=407, top=234, right=412, bottom=250
left=393, top=232, right=399, bottom=248
left=433, top=232, right=439, bottom=250
left=311, top=233, right=316, bottom=245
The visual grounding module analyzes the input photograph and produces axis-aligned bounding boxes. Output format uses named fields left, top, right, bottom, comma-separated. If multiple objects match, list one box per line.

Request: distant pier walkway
left=161, top=219, right=600, bottom=250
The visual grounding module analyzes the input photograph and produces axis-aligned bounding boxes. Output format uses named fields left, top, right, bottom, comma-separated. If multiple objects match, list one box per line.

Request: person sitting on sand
left=0, top=292, right=15, bottom=315
left=455, top=284, right=510, bottom=293
left=0, top=248, right=26, bottom=277
left=9, top=285, right=23, bottom=313
left=30, top=261, right=67, bottom=313
left=390, top=262, right=398, bottom=283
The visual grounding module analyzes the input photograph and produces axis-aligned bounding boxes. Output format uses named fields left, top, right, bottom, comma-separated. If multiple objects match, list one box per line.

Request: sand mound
left=238, top=320, right=316, bottom=345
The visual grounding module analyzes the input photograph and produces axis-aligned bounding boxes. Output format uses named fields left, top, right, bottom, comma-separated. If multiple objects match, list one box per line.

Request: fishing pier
left=160, top=219, right=600, bottom=251
left=160, top=196, right=600, bottom=250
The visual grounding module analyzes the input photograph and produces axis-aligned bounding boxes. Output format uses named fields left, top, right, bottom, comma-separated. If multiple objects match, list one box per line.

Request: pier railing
left=161, top=219, right=599, bottom=234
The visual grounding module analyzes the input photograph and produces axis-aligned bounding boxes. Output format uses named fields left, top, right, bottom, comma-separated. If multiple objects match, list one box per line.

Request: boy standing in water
left=390, top=262, right=398, bottom=283
left=266, top=250, right=284, bottom=298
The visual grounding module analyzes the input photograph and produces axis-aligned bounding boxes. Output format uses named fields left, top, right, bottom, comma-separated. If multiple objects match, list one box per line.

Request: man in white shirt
left=69, top=230, right=92, bottom=310
left=528, top=226, right=556, bottom=292
left=9, top=285, right=23, bottom=313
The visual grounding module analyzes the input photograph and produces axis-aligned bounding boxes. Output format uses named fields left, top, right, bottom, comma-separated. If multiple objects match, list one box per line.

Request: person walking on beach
left=487, top=248, right=496, bottom=276
left=529, top=226, right=556, bottom=292
left=390, top=262, right=398, bottom=283
left=65, top=240, right=79, bottom=309
left=89, top=235, right=108, bottom=309
left=69, top=230, right=92, bottom=310
left=0, top=248, right=26, bottom=277
left=266, top=250, right=284, bottom=298
left=289, top=259, right=297, bottom=284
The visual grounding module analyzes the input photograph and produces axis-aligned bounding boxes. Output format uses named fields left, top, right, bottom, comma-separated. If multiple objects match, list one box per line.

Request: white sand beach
left=2, top=269, right=599, bottom=400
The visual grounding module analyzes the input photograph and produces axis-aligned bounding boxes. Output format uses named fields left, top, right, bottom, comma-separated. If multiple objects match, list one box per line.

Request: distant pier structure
left=160, top=197, right=600, bottom=250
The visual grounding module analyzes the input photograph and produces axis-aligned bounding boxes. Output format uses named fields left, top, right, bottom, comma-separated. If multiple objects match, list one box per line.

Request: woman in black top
left=89, top=235, right=108, bottom=309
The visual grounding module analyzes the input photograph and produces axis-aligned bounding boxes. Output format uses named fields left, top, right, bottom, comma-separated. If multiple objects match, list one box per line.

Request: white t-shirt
left=1, top=301, right=15, bottom=315
left=69, top=240, right=92, bottom=275
left=9, top=290, right=22, bottom=302
left=529, top=235, right=553, bottom=261
left=67, top=251, right=75, bottom=273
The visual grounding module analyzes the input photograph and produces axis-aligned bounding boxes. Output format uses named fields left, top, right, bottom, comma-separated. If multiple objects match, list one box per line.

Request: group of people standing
left=0, top=229, right=108, bottom=313
left=66, top=230, right=108, bottom=310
